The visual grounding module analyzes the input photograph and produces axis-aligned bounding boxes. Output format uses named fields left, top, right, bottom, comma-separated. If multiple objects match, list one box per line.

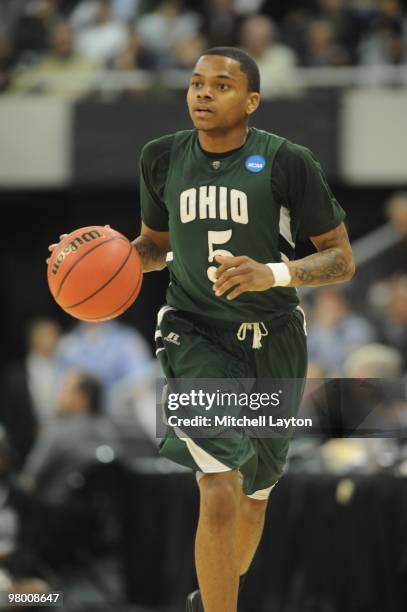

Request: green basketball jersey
left=140, top=127, right=345, bottom=323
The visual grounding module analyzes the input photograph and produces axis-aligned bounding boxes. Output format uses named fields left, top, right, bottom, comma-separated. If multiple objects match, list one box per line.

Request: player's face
left=187, top=55, right=259, bottom=132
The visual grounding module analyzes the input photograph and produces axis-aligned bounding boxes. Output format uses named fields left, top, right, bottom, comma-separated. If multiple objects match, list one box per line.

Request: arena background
left=0, top=1, right=406, bottom=611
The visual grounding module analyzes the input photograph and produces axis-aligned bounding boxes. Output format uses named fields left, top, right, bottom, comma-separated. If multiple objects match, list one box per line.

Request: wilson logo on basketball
left=51, top=230, right=102, bottom=275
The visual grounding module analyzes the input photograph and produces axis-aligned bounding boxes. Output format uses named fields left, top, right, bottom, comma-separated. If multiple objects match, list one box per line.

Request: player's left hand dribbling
left=213, top=255, right=275, bottom=300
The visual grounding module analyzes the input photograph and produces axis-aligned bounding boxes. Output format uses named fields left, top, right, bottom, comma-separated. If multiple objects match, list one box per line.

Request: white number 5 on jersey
left=207, top=229, right=233, bottom=283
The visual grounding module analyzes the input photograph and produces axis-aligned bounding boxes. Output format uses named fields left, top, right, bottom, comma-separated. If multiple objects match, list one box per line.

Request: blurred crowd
left=0, top=317, right=157, bottom=600
left=0, top=0, right=406, bottom=97
left=305, top=190, right=407, bottom=379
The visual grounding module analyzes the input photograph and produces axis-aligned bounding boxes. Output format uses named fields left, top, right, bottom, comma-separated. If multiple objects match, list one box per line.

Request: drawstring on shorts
left=237, top=322, right=268, bottom=349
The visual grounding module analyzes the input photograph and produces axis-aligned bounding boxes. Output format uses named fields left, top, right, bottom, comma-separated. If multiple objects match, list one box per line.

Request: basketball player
left=49, top=47, right=355, bottom=612
left=132, top=47, right=354, bottom=612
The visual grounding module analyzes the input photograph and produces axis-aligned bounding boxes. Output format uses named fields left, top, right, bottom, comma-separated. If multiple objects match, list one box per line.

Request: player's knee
left=199, top=472, right=240, bottom=526
left=240, top=495, right=268, bottom=525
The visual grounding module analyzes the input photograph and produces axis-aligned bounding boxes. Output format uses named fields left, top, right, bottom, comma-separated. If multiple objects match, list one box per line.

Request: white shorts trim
left=157, top=304, right=176, bottom=328
left=184, top=437, right=231, bottom=474
left=247, top=484, right=276, bottom=501
left=196, top=472, right=277, bottom=500
left=296, top=305, right=307, bottom=336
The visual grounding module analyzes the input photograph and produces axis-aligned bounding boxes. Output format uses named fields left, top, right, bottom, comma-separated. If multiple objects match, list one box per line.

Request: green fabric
left=156, top=307, right=307, bottom=495
left=140, top=128, right=345, bottom=323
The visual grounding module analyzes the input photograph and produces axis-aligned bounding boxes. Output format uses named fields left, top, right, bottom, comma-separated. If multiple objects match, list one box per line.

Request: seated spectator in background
left=233, top=0, right=265, bottom=16
left=343, top=343, right=406, bottom=435
left=8, top=371, right=124, bottom=574
left=71, top=0, right=141, bottom=29
left=171, top=33, right=208, bottom=69
left=12, top=0, right=63, bottom=67
left=307, top=288, right=376, bottom=374
left=136, top=0, right=201, bottom=68
left=281, top=8, right=313, bottom=64
left=201, top=0, right=240, bottom=48
left=316, top=0, right=364, bottom=64
left=307, top=361, right=328, bottom=379
left=239, top=15, right=302, bottom=98
left=12, top=22, right=99, bottom=98
left=0, top=427, right=50, bottom=601
left=370, top=276, right=407, bottom=363
left=359, top=21, right=405, bottom=66
left=358, top=0, right=406, bottom=66
left=0, top=35, right=12, bottom=92
left=305, top=19, right=350, bottom=66
left=18, top=370, right=122, bottom=506
left=110, top=29, right=158, bottom=72
left=344, top=342, right=403, bottom=379
left=56, top=320, right=152, bottom=413
left=386, top=191, right=407, bottom=239
left=0, top=319, right=61, bottom=470
left=75, top=0, right=128, bottom=64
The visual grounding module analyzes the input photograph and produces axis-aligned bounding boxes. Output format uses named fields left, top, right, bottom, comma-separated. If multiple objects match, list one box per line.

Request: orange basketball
left=47, top=226, right=143, bottom=322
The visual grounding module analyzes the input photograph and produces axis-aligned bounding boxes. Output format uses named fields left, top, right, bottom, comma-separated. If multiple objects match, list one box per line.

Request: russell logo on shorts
left=164, top=332, right=181, bottom=346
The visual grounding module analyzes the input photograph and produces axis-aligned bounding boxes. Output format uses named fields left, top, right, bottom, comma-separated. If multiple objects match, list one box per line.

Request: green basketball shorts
left=155, top=305, right=307, bottom=499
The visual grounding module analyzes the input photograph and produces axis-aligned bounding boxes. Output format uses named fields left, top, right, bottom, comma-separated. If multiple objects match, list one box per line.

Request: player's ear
left=246, top=92, right=260, bottom=116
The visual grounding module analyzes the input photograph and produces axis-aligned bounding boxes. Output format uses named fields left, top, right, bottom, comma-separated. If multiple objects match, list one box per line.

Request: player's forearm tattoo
left=287, top=223, right=355, bottom=287
left=289, top=248, right=353, bottom=286
left=132, top=235, right=167, bottom=272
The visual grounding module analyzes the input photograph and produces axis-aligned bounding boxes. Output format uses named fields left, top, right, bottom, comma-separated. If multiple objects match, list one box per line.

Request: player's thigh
left=156, top=306, right=256, bottom=473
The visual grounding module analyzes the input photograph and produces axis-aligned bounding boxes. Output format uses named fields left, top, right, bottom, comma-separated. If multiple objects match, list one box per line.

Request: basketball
left=47, top=225, right=143, bottom=322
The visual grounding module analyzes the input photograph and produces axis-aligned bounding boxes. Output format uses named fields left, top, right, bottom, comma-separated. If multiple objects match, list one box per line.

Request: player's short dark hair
left=201, top=46, right=260, bottom=93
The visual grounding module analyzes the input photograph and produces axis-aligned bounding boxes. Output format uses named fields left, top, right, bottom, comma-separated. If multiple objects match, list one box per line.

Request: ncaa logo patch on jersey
left=245, top=155, right=266, bottom=173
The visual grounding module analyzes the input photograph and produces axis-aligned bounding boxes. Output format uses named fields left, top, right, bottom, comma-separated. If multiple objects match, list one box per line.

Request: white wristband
left=266, top=262, right=292, bottom=287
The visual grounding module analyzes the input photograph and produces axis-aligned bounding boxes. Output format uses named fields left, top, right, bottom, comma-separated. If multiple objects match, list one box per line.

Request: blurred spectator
left=0, top=428, right=17, bottom=559
left=281, top=9, right=313, bottom=64
left=18, top=370, right=122, bottom=506
left=13, top=0, right=64, bottom=67
left=0, top=319, right=61, bottom=470
left=343, top=343, right=406, bottom=436
left=111, top=29, right=158, bottom=71
left=201, top=0, right=240, bottom=48
left=316, top=0, right=364, bottom=64
left=0, top=427, right=50, bottom=602
left=358, top=0, right=406, bottom=66
left=307, top=361, right=328, bottom=379
left=12, top=22, right=99, bottom=98
left=234, top=0, right=265, bottom=16
left=367, top=274, right=407, bottom=360
left=307, top=288, right=376, bottom=374
left=343, top=342, right=403, bottom=378
left=56, top=320, right=152, bottom=412
left=378, top=276, right=407, bottom=358
left=8, top=371, right=124, bottom=576
left=0, top=35, right=12, bottom=93
left=71, top=0, right=140, bottom=29
left=305, top=19, right=350, bottom=66
left=171, top=33, right=208, bottom=69
left=136, top=0, right=201, bottom=67
left=239, top=15, right=301, bottom=98
left=386, top=191, right=407, bottom=238
left=75, top=0, right=128, bottom=64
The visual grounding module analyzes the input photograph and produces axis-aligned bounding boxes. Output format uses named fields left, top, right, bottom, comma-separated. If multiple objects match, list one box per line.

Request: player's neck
left=198, top=125, right=249, bottom=154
